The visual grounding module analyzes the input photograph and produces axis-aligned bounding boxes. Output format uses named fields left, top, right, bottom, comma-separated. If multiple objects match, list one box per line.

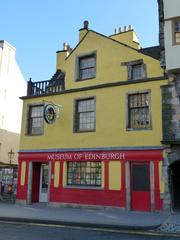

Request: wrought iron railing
left=27, top=78, right=65, bottom=96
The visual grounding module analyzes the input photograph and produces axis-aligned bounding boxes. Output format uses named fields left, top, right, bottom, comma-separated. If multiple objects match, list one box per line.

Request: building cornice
left=21, top=76, right=167, bottom=100
left=19, top=146, right=164, bottom=153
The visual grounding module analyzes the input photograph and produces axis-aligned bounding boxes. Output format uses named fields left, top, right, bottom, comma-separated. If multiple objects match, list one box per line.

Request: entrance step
left=0, top=193, right=16, bottom=203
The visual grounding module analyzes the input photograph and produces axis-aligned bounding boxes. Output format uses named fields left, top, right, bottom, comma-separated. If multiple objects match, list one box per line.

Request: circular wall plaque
left=44, top=104, right=57, bottom=124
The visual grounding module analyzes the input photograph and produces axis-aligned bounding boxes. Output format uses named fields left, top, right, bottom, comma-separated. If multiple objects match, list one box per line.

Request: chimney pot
left=67, top=44, right=72, bottom=52
left=83, top=20, right=89, bottom=29
left=124, top=26, right=127, bottom=32
left=118, top=27, right=122, bottom=33
left=128, top=25, right=132, bottom=30
left=63, top=43, right=66, bottom=50
left=114, top=28, right=117, bottom=34
left=63, top=43, right=69, bottom=51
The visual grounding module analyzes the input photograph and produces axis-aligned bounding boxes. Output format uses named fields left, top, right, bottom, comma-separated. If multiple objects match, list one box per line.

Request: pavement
left=157, top=212, right=180, bottom=234
left=0, top=202, right=171, bottom=232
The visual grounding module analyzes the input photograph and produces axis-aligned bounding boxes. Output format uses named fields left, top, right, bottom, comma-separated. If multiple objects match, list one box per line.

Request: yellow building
left=17, top=21, right=167, bottom=211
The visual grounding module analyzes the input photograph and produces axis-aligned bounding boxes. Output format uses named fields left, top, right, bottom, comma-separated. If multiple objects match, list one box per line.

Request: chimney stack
left=110, top=24, right=140, bottom=49
left=79, top=20, right=89, bottom=41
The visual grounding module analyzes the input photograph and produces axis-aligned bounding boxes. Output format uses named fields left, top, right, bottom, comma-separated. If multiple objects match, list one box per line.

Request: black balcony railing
left=27, top=70, right=65, bottom=96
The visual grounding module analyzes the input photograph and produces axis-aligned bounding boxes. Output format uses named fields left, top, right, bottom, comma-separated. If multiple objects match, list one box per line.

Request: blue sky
left=1, top=0, right=159, bottom=81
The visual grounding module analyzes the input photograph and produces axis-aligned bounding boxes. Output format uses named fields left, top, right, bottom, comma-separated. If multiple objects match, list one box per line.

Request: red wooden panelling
left=17, top=149, right=163, bottom=211
left=50, top=188, right=124, bottom=207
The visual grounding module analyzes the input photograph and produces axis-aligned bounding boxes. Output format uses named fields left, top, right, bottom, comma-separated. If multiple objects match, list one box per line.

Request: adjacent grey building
left=158, top=0, right=180, bottom=211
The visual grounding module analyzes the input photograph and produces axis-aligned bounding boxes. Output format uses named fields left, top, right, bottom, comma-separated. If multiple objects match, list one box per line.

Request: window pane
left=175, top=33, right=180, bottom=43
left=128, top=93, right=150, bottom=129
left=79, top=55, right=96, bottom=80
left=132, top=64, right=142, bottom=80
left=80, top=68, right=95, bottom=79
left=80, top=57, right=95, bottom=69
left=78, top=99, right=95, bottom=112
left=175, top=20, right=180, bottom=32
left=31, top=106, right=43, bottom=117
left=28, top=105, right=44, bottom=135
left=174, top=20, right=180, bottom=44
left=75, top=98, right=95, bottom=131
left=67, top=162, right=102, bottom=187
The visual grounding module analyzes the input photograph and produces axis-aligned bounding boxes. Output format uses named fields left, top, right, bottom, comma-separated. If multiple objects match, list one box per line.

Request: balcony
left=27, top=70, right=65, bottom=97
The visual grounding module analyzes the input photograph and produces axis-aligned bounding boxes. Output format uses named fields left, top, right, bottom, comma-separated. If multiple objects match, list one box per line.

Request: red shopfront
left=16, top=149, right=163, bottom=212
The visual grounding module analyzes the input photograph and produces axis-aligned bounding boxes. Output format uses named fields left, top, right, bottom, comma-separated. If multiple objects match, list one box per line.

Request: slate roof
left=139, top=46, right=160, bottom=60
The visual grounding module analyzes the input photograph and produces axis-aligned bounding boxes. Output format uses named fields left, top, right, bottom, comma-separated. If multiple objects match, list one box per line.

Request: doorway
left=170, top=161, right=180, bottom=211
left=130, top=162, right=151, bottom=211
left=31, top=162, right=49, bottom=203
left=39, top=163, right=49, bottom=203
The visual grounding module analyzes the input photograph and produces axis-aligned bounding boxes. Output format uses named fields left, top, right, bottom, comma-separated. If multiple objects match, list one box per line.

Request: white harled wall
left=164, top=0, right=180, bottom=72
left=0, top=40, right=26, bottom=164
left=0, top=40, right=26, bottom=133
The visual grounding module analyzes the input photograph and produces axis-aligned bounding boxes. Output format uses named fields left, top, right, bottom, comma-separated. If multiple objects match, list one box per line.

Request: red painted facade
left=16, top=149, right=163, bottom=211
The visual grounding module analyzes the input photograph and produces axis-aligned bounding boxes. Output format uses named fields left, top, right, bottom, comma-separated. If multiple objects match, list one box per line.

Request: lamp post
left=7, top=149, right=15, bottom=196
left=8, top=149, right=15, bottom=166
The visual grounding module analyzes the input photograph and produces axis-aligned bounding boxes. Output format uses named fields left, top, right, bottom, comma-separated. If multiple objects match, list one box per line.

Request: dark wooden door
left=131, top=162, right=151, bottom=211
left=32, top=162, right=41, bottom=203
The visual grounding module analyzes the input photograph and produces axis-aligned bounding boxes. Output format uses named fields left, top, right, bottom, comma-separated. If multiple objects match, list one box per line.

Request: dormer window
left=79, top=55, right=96, bottom=80
left=131, top=64, right=144, bottom=80
left=75, top=52, right=96, bottom=81
left=122, top=59, right=147, bottom=81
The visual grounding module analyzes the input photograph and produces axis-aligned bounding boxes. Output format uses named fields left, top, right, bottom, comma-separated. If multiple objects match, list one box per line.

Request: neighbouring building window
left=175, top=73, right=180, bottom=81
left=78, top=54, right=96, bottom=80
left=173, top=19, right=180, bottom=44
left=67, top=161, right=102, bottom=187
left=175, top=74, right=180, bottom=97
left=127, top=91, right=151, bottom=130
left=74, top=98, right=95, bottom=132
left=27, top=105, right=44, bottom=135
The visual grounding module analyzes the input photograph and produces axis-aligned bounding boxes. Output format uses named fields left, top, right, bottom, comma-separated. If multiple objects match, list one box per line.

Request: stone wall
left=162, top=76, right=180, bottom=142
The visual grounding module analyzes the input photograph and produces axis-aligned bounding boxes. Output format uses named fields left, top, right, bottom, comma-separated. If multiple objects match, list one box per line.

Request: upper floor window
left=74, top=98, right=95, bottom=132
left=174, top=19, right=180, bottom=44
left=127, top=91, right=151, bottom=130
left=131, top=64, right=144, bottom=80
left=79, top=55, right=96, bottom=80
left=27, top=105, right=44, bottom=135
left=122, top=59, right=147, bottom=81
left=75, top=52, right=96, bottom=81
